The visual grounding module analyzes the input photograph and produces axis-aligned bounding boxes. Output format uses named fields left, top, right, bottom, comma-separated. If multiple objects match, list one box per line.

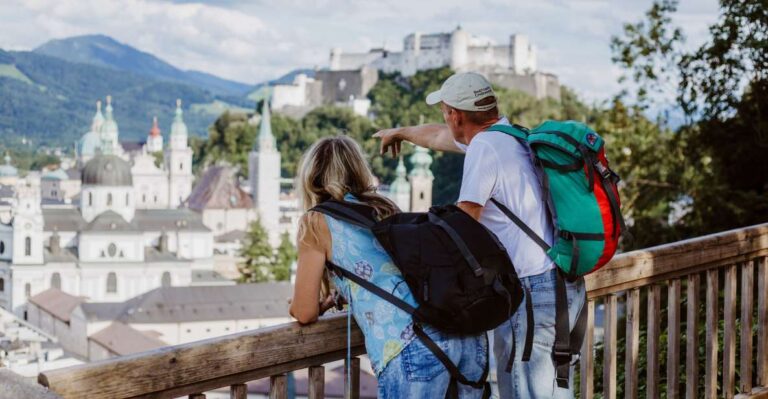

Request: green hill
left=0, top=48, right=250, bottom=149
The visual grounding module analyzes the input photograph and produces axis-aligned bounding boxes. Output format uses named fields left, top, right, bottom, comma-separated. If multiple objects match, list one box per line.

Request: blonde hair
left=296, top=135, right=398, bottom=244
left=296, top=136, right=399, bottom=300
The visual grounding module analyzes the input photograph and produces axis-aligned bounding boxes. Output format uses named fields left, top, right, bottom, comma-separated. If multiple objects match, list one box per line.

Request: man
left=374, top=72, right=585, bottom=398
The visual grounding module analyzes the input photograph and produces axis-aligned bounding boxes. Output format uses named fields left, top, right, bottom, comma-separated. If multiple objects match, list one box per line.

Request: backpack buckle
left=552, top=346, right=572, bottom=364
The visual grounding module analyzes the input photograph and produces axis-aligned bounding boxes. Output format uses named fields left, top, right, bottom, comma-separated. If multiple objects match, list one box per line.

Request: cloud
left=0, top=0, right=720, bottom=100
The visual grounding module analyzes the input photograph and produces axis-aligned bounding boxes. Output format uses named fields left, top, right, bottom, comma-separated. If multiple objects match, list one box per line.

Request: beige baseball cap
left=425, top=72, right=497, bottom=111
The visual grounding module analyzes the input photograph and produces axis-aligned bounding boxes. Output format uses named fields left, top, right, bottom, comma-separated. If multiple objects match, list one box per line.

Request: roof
left=44, top=246, right=78, bottom=263
left=41, top=168, right=70, bottom=181
left=214, top=230, right=247, bottom=243
left=82, top=211, right=140, bottom=233
left=42, top=208, right=210, bottom=233
left=28, top=288, right=87, bottom=323
left=89, top=321, right=166, bottom=356
left=81, top=155, right=132, bottom=186
left=144, top=246, right=183, bottom=262
left=80, top=283, right=292, bottom=324
left=120, top=141, right=145, bottom=153
left=134, top=209, right=210, bottom=232
left=187, top=166, right=252, bottom=211
left=190, top=270, right=233, bottom=284
left=43, top=208, right=84, bottom=231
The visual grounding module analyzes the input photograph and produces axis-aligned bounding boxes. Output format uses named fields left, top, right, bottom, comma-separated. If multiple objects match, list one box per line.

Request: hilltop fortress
left=270, top=26, right=560, bottom=117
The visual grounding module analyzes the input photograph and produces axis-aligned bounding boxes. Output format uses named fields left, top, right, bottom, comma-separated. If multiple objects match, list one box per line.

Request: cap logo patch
left=473, top=86, right=492, bottom=98
left=586, top=132, right=598, bottom=146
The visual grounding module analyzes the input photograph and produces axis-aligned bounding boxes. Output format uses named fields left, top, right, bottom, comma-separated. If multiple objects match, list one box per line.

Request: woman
left=289, top=136, right=488, bottom=398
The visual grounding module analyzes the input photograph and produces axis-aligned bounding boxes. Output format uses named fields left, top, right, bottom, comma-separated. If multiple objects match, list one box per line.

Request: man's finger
left=396, top=141, right=401, bottom=156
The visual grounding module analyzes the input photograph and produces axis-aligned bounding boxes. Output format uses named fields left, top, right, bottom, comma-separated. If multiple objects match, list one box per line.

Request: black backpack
left=312, top=199, right=524, bottom=398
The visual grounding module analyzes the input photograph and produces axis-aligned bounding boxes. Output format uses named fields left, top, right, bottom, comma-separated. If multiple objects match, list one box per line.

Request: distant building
left=27, top=283, right=291, bottom=361
left=248, top=102, right=282, bottom=247
left=408, top=146, right=434, bottom=212
left=0, top=154, right=19, bottom=187
left=329, top=26, right=560, bottom=100
left=270, top=69, right=376, bottom=118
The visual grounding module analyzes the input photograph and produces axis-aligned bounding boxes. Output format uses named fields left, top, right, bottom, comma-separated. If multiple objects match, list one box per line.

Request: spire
left=389, top=155, right=410, bottom=195
left=104, top=95, right=113, bottom=121
left=409, top=146, right=434, bottom=178
left=100, top=95, right=119, bottom=155
left=149, top=116, right=161, bottom=137
left=254, top=100, right=276, bottom=151
left=91, top=100, right=104, bottom=132
left=170, top=99, right=188, bottom=137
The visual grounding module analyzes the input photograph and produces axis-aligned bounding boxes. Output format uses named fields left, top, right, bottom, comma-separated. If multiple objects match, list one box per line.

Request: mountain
left=34, top=35, right=252, bottom=96
left=0, top=48, right=250, bottom=147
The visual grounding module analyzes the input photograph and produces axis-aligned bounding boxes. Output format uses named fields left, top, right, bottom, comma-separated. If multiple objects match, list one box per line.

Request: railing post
left=740, top=261, right=754, bottom=394
left=308, top=366, right=325, bottom=399
left=603, top=294, right=618, bottom=399
left=668, top=279, right=682, bottom=399
left=625, top=289, right=640, bottom=399
left=758, top=257, right=768, bottom=387
left=270, top=374, right=288, bottom=399
left=231, top=383, right=247, bottom=399
left=724, top=265, right=737, bottom=398
left=647, top=285, right=661, bottom=399
left=189, top=394, right=206, bottom=399
left=580, top=300, right=595, bottom=399
left=705, top=269, right=720, bottom=399
left=686, top=273, right=700, bottom=399
left=345, top=357, right=360, bottom=399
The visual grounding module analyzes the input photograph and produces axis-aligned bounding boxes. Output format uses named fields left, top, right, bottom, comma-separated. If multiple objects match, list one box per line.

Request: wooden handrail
left=37, top=223, right=768, bottom=399
left=585, top=223, right=768, bottom=298
left=39, top=313, right=364, bottom=398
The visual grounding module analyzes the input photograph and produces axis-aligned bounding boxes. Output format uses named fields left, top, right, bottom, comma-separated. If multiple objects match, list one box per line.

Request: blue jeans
left=494, top=269, right=586, bottom=398
left=377, top=325, right=488, bottom=398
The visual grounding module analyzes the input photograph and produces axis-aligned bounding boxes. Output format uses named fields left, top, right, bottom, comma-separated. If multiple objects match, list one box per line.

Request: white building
left=0, top=154, right=219, bottom=319
left=75, top=97, right=194, bottom=210
left=27, top=283, right=291, bottom=361
left=329, top=27, right=559, bottom=100
left=331, top=27, right=537, bottom=77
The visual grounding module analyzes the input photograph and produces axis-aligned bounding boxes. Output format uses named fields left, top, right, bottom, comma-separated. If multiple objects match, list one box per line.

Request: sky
left=0, top=0, right=721, bottom=102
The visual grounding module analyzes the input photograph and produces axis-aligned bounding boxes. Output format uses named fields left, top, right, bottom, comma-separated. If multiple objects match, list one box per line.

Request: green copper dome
left=81, top=155, right=132, bottom=186
left=0, top=154, right=18, bottom=177
left=409, top=146, right=433, bottom=178
left=389, top=156, right=410, bottom=194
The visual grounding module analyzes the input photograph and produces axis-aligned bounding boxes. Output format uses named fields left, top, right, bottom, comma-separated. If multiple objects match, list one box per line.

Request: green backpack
left=486, top=120, right=627, bottom=389
left=486, top=120, right=626, bottom=278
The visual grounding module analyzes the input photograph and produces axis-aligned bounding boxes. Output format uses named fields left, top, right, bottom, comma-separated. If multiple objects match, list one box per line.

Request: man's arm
left=457, top=201, right=483, bottom=221
left=374, top=124, right=462, bottom=157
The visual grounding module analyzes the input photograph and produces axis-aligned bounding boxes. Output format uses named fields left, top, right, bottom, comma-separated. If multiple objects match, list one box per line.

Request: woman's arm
left=289, top=212, right=331, bottom=324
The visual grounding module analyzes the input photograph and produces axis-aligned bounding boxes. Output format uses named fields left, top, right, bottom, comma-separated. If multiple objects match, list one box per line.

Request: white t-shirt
left=456, top=117, right=554, bottom=278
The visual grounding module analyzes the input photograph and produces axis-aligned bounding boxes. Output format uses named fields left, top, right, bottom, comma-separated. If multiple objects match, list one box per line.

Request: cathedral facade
left=0, top=97, right=217, bottom=319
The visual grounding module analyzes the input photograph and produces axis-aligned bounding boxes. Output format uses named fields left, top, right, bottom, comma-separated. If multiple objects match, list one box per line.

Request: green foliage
left=679, top=0, right=768, bottom=119
left=200, top=111, right=256, bottom=173
left=239, top=221, right=296, bottom=283
left=274, top=232, right=296, bottom=282
left=610, top=0, right=684, bottom=110
left=238, top=219, right=275, bottom=283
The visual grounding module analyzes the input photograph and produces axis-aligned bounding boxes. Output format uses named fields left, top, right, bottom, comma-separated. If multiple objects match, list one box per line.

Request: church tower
left=12, top=177, right=44, bottom=265
left=389, top=156, right=411, bottom=212
left=146, top=116, right=163, bottom=153
left=248, top=101, right=281, bottom=247
left=409, top=146, right=434, bottom=212
left=100, top=96, right=122, bottom=157
left=165, top=100, right=194, bottom=208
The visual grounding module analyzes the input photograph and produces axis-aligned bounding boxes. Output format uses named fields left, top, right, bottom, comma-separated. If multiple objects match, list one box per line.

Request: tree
left=238, top=219, right=274, bottom=283
left=273, top=232, right=296, bottom=282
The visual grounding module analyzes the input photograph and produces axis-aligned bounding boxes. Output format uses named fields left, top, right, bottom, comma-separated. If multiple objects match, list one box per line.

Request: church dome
left=81, top=155, right=132, bottom=186
left=42, top=168, right=69, bottom=181
left=0, top=155, right=18, bottom=177
left=78, top=130, right=103, bottom=157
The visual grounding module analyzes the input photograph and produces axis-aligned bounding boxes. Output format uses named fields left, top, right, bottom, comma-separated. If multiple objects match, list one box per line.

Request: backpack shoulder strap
left=310, top=200, right=376, bottom=229
left=485, top=123, right=530, bottom=141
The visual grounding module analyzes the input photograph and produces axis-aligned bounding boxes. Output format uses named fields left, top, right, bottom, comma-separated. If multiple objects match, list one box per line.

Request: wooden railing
left=37, top=223, right=768, bottom=399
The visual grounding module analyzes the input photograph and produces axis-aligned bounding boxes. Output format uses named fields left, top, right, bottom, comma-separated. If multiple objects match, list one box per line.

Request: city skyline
left=1, top=0, right=719, bottom=102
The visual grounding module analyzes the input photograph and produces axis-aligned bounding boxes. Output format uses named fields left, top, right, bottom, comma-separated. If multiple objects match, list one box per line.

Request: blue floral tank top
left=323, top=195, right=418, bottom=376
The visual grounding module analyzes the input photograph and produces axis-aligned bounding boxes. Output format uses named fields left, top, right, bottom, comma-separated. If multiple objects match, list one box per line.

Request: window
left=161, top=272, right=171, bottom=287
left=51, top=273, right=61, bottom=289
left=154, top=195, right=158, bottom=204
left=24, top=237, right=31, bottom=256
left=420, top=192, right=425, bottom=200
left=24, top=283, right=31, bottom=298
left=125, top=193, right=130, bottom=206
left=88, top=192, right=92, bottom=206
left=106, top=272, right=117, bottom=293
left=107, top=193, right=113, bottom=206
left=179, top=162, right=183, bottom=171
left=107, top=243, right=117, bottom=257
left=142, top=194, right=147, bottom=203
left=0, top=240, right=5, bottom=254
left=0, top=278, right=4, bottom=292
